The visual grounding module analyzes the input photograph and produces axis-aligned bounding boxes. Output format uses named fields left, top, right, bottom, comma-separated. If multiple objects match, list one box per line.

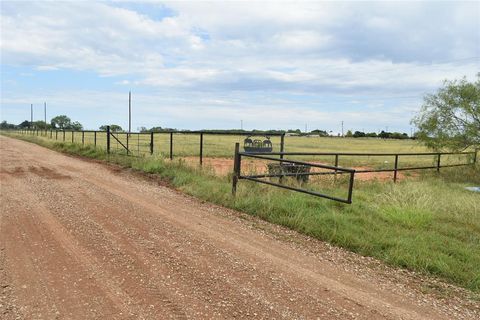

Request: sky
left=1, top=1, right=479, bottom=133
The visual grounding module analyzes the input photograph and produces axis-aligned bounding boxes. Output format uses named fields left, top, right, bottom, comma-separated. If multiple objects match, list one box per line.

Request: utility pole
left=30, top=104, right=33, bottom=128
left=305, top=123, right=307, bottom=134
left=128, top=91, right=132, bottom=133
left=341, top=121, right=344, bottom=137
left=44, top=102, right=47, bottom=129
left=241, top=120, right=243, bottom=130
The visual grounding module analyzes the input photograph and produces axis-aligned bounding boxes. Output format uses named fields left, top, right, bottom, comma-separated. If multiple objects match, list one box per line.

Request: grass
left=26, top=129, right=475, bottom=169
left=3, top=131, right=480, bottom=294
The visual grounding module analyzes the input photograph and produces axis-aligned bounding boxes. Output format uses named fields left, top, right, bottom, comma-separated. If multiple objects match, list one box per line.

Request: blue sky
left=1, top=1, right=479, bottom=133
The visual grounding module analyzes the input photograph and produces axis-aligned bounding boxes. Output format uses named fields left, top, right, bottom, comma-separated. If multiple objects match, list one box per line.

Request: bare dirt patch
left=181, top=156, right=415, bottom=181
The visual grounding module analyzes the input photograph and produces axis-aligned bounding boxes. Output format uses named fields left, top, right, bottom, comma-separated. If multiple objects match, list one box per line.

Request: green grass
left=26, top=129, right=475, bottom=169
left=4, top=131, right=480, bottom=293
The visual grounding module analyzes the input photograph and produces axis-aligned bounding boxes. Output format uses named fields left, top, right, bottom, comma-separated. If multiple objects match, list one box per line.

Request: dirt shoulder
left=0, top=135, right=478, bottom=319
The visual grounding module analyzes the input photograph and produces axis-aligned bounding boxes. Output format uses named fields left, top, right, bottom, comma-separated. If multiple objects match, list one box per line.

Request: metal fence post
left=232, top=142, right=240, bottom=195
left=393, top=154, right=399, bottom=183
left=169, top=132, right=173, bottom=160
left=199, top=133, right=203, bottom=165
left=106, top=126, right=110, bottom=154
left=150, top=132, right=154, bottom=155
left=437, top=153, right=441, bottom=172
left=280, top=133, right=285, bottom=160
left=334, top=154, right=339, bottom=180
left=347, top=171, right=355, bottom=204
left=126, top=133, right=129, bottom=155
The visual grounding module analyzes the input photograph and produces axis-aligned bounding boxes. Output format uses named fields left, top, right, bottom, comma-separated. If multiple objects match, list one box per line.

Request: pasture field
left=5, top=130, right=480, bottom=294
left=30, top=129, right=474, bottom=170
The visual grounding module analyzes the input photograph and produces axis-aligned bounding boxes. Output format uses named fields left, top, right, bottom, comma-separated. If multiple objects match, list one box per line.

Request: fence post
left=437, top=153, right=441, bottom=172
left=94, top=131, right=97, bottom=147
left=169, top=132, right=173, bottom=160
left=232, top=142, right=240, bottom=195
left=393, top=154, right=399, bottom=183
left=50, top=129, right=52, bottom=139
left=334, top=154, right=339, bottom=181
left=347, top=171, right=355, bottom=204
left=55, top=130, right=58, bottom=140
left=150, top=132, right=154, bottom=155
left=126, top=133, right=129, bottom=155
left=280, top=133, right=285, bottom=160
left=63, top=130, right=65, bottom=142
left=82, top=131, right=85, bottom=145
left=106, top=126, right=110, bottom=154
left=71, top=131, right=74, bottom=143
left=199, top=133, right=203, bottom=165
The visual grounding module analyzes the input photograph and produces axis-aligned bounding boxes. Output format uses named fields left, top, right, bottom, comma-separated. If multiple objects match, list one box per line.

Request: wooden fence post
left=436, top=153, right=441, bottom=172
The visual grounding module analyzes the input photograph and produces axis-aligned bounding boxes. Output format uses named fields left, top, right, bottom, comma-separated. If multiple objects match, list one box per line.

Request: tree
left=71, top=121, right=83, bottom=131
left=353, top=131, right=366, bottom=138
left=51, top=115, right=72, bottom=129
left=345, top=130, right=353, bottom=137
left=99, top=124, right=123, bottom=132
left=50, top=115, right=83, bottom=130
left=32, top=121, right=51, bottom=130
left=18, top=120, right=31, bottom=128
left=412, top=75, right=480, bottom=150
left=0, top=121, right=16, bottom=129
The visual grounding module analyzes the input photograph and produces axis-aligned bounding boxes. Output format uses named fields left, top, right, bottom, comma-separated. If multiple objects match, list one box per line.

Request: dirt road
left=0, top=136, right=478, bottom=319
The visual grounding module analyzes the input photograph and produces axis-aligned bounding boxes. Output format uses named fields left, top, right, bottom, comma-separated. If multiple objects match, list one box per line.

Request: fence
left=16, top=128, right=286, bottom=164
left=232, top=144, right=477, bottom=203
left=232, top=143, right=356, bottom=204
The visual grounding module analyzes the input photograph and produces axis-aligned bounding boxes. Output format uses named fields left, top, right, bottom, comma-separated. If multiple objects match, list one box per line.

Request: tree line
left=2, top=74, right=478, bottom=151
left=1, top=115, right=83, bottom=130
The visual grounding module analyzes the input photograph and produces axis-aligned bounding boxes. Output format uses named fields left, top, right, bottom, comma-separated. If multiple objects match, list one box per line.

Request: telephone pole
left=240, top=119, right=243, bottom=130
left=341, top=121, right=344, bottom=137
left=128, top=91, right=132, bottom=133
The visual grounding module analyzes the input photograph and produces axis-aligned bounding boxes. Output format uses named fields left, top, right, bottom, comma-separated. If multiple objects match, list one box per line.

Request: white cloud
left=1, top=1, right=479, bottom=131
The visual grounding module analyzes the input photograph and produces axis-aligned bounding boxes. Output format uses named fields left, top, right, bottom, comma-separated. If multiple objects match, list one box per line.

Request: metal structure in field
left=232, top=143, right=478, bottom=204
left=13, top=128, right=478, bottom=204
left=18, top=127, right=286, bottom=164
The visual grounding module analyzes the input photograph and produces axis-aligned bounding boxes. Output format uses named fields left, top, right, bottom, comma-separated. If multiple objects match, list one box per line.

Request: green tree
left=71, top=121, right=83, bottom=131
left=99, top=124, right=123, bottom=132
left=412, top=75, right=480, bottom=150
left=32, top=121, right=51, bottom=130
left=51, top=115, right=72, bottom=129
left=0, top=121, right=16, bottom=129
left=345, top=130, right=353, bottom=137
left=18, top=120, right=31, bottom=128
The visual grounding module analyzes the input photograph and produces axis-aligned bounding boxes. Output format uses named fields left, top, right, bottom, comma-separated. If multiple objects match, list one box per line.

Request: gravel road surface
left=0, top=136, right=478, bottom=319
